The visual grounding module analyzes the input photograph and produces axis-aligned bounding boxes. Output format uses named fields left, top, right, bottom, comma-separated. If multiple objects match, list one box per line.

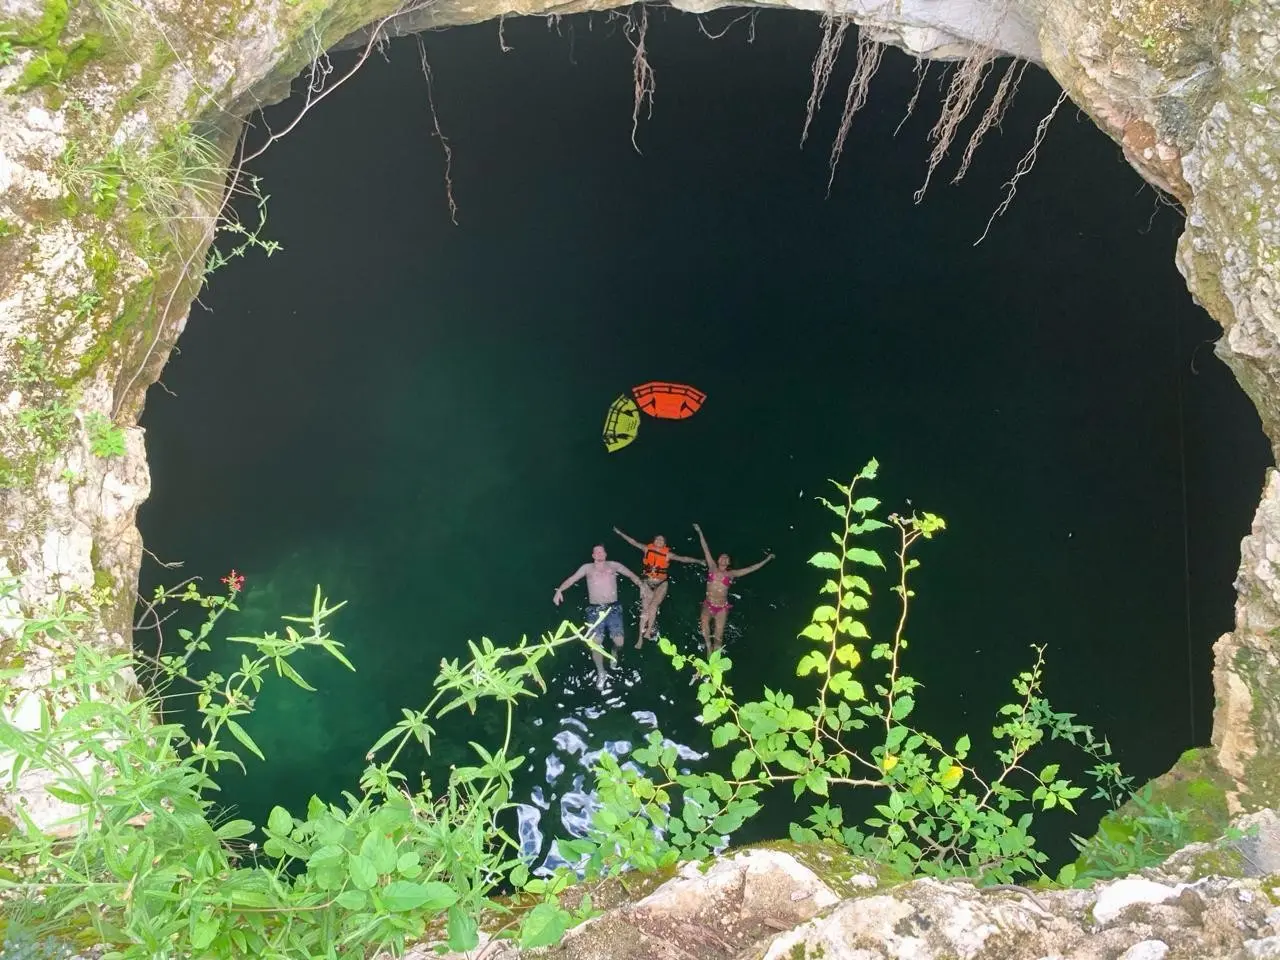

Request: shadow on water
left=136, top=7, right=1272, bottom=874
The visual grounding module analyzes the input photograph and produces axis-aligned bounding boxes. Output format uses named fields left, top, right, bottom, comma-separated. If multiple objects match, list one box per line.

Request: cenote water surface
left=137, top=10, right=1270, bottom=872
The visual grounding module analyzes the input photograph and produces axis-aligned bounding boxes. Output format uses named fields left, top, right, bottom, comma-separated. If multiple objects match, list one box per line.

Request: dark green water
left=137, top=11, right=1269, bottom=871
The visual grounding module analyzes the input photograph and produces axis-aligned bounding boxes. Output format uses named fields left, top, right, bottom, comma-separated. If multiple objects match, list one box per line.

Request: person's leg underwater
left=712, top=608, right=729, bottom=652
left=639, top=580, right=668, bottom=647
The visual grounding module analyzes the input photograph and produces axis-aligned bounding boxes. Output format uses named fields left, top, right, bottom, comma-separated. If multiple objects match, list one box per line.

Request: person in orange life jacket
left=693, top=522, right=774, bottom=656
left=613, top=527, right=704, bottom=646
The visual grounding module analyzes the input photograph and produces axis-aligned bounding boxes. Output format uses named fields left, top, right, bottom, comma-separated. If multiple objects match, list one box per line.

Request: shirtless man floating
left=553, top=545, right=651, bottom=688
left=613, top=527, right=704, bottom=646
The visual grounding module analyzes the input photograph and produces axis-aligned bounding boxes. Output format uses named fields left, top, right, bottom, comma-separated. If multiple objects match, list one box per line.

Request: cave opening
left=135, top=9, right=1269, bottom=869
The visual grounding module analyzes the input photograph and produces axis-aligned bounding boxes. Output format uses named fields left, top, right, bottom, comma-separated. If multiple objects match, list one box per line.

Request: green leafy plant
left=83, top=411, right=124, bottom=457
left=564, top=460, right=1127, bottom=886
left=0, top=575, right=605, bottom=957
left=0, top=40, right=15, bottom=66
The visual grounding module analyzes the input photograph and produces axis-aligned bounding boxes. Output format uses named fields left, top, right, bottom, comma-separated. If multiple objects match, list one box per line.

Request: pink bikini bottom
left=703, top=600, right=732, bottom=616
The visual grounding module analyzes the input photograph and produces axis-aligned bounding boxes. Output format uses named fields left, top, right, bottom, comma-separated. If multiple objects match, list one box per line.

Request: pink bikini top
left=707, top=571, right=731, bottom=586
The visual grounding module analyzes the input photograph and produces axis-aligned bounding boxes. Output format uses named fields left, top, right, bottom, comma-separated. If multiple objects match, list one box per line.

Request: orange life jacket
left=643, top=544, right=670, bottom=581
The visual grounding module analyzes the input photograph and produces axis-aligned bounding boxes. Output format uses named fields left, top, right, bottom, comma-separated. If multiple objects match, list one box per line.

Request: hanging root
left=913, top=52, right=994, bottom=203
left=626, top=4, right=656, bottom=153
left=800, top=5, right=850, bottom=147
left=416, top=35, right=458, bottom=225
left=952, top=57, right=1027, bottom=184
left=826, top=33, right=885, bottom=195
left=894, top=57, right=929, bottom=138
left=974, top=88, right=1068, bottom=245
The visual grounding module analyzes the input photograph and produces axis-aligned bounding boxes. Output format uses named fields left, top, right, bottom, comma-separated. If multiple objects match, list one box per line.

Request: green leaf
left=336, top=889, right=367, bottom=911
left=890, top=696, right=915, bottom=721
left=732, top=749, right=755, bottom=780
left=851, top=496, right=880, bottom=513
left=361, top=830, right=398, bottom=875
left=1057, top=863, right=1077, bottom=887
left=828, top=672, right=864, bottom=701
left=520, top=902, right=570, bottom=949
left=448, top=905, right=479, bottom=952
left=348, top=854, right=377, bottom=891
left=226, top=719, right=266, bottom=762
left=191, top=914, right=219, bottom=950
left=847, top=548, right=885, bottom=569
left=806, top=769, right=829, bottom=796
left=834, top=643, right=860, bottom=666
left=1039, top=763, right=1060, bottom=783
left=267, top=805, right=292, bottom=836
left=807, top=551, right=841, bottom=570
left=796, top=651, right=827, bottom=677
left=711, top=723, right=739, bottom=747
left=885, top=726, right=907, bottom=752
left=954, top=735, right=971, bottom=760
left=215, top=819, right=256, bottom=840
left=397, top=852, right=422, bottom=877
left=799, top=623, right=834, bottom=643
left=382, top=880, right=458, bottom=913
left=811, top=605, right=837, bottom=623
left=777, top=750, right=807, bottom=773
left=44, top=784, right=88, bottom=805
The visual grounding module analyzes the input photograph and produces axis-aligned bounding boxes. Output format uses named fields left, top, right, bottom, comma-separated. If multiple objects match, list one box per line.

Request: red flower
left=221, top=569, right=245, bottom=593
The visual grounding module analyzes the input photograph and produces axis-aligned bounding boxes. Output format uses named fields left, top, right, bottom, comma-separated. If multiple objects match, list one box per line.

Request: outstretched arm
left=692, top=523, right=715, bottom=567
left=730, top=553, right=775, bottom=578
left=613, top=527, right=645, bottom=551
left=553, top=564, right=588, bottom=605
left=669, top=550, right=705, bottom=565
left=609, top=561, right=648, bottom=591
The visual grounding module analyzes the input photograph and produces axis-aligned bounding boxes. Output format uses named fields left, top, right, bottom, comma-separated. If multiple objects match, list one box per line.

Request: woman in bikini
left=613, top=527, right=704, bottom=645
left=692, top=522, right=774, bottom=656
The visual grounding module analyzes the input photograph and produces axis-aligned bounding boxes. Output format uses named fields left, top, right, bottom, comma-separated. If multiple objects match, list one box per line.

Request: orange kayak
left=631, top=381, right=706, bottom=420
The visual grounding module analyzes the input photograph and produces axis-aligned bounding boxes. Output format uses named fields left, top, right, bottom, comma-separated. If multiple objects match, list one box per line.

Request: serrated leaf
left=847, top=548, right=885, bottom=569
left=732, top=749, right=754, bottom=780
left=707, top=722, right=732, bottom=747
left=890, top=695, right=915, bottom=721
left=939, top=765, right=962, bottom=790
left=777, top=750, right=807, bottom=772
left=954, top=735, right=971, bottom=759
left=807, top=551, right=841, bottom=570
